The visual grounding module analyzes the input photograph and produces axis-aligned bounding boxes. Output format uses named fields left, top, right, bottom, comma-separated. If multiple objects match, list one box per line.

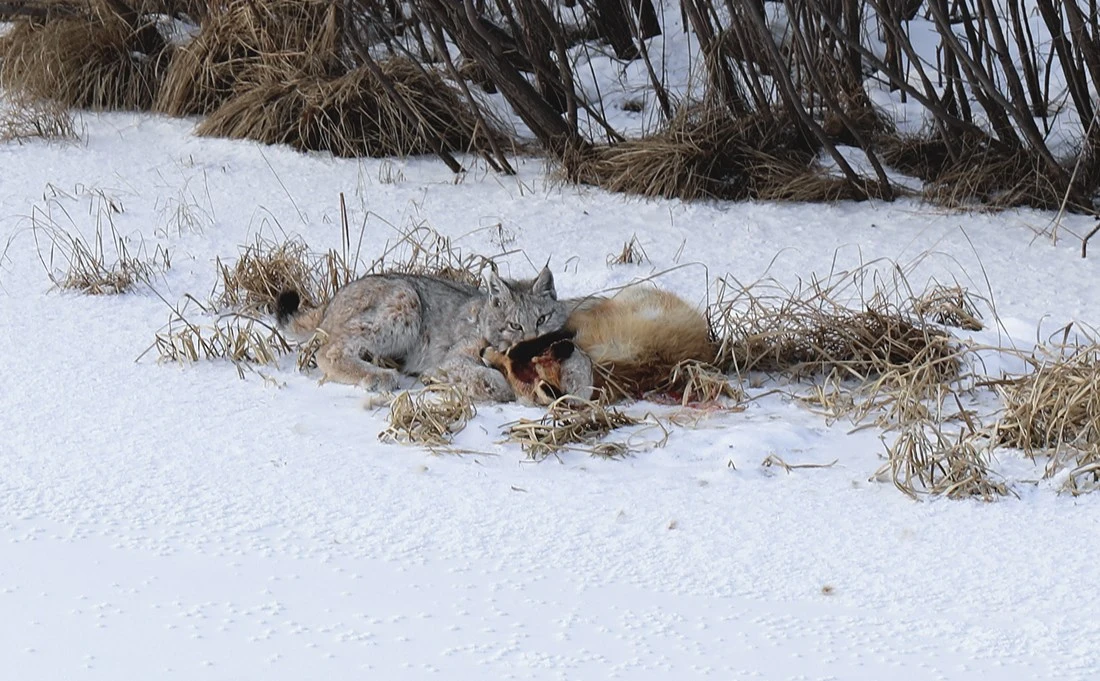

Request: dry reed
left=380, top=384, right=476, bottom=447
left=504, top=396, right=642, bottom=460
left=0, top=12, right=172, bottom=110
left=0, top=94, right=78, bottom=142
left=195, top=59, right=500, bottom=158
left=154, top=0, right=340, bottom=116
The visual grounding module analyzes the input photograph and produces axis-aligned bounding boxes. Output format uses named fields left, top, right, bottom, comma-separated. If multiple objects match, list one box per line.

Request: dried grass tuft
left=504, top=396, right=642, bottom=460
left=711, top=270, right=961, bottom=386
left=155, top=0, right=340, bottom=116
left=993, top=343, right=1100, bottom=493
left=913, top=283, right=984, bottom=331
left=561, top=107, right=889, bottom=202
left=0, top=94, right=78, bottom=142
left=153, top=310, right=291, bottom=372
left=664, top=359, right=743, bottom=406
left=994, top=344, right=1100, bottom=455
left=194, top=59, right=502, bottom=158
left=380, top=384, right=476, bottom=447
left=607, top=234, right=648, bottom=266
left=28, top=193, right=169, bottom=294
left=876, top=425, right=1009, bottom=501
left=216, top=235, right=323, bottom=314
left=881, top=132, right=1083, bottom=211
left=0, top=12, right=172, bottom=110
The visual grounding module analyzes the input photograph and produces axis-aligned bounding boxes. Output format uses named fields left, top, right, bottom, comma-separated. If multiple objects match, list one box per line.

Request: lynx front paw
left=356, top=372, right=399, bottom=392
left=463, top=370, right=515, bottom=403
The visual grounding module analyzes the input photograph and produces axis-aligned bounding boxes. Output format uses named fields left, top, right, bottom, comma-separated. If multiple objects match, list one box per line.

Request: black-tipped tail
left=275, top=290, right=301, bottom=327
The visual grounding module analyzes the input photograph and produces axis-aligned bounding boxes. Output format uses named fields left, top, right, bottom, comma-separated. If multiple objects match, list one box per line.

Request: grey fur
left=280, top=266, right=567, bottom=401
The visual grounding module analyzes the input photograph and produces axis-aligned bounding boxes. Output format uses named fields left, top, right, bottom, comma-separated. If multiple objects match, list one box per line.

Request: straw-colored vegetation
left=380, top=384, right=476, bottom=447
left=0, top=95, right=79, bottom=142
left=0, top=10, right=172, bottom=110
left=155, top=0, right=340, bottom=117
left=195, top=59, right=503, bottom=158
left=562, top=108, right=889, bottom=202
left=876, top=426, right=1009, bottom=501
left=504, top=396, right=648, bottom=460
left=993, top=343, right=1100, bottom=494
left=28, top=188, right=170, bottom=294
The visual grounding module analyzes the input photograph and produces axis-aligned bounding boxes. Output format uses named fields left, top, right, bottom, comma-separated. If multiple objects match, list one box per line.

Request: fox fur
left=483, top=286, right=716, bottom=405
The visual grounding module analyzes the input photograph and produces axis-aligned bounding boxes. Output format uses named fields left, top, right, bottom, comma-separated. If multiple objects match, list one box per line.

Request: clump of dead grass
left=664, top=359, right=743, bottom=406
left=380, top=384, right=476, bottom=447
left=504, top=396, right=645, bottom=460
left=27, top=190, right=169, bottom=294
left=151, top=309, right=292, bottom=375
left=216, top=234, right=326, bottom=314
left=0, top=94, right=79, bottom=142
left=881, top=132, right=1090, bottom=211
left=0, top=11, right=172, bottom=110
left=711, top=269, right=961, bottom=386
left=216, top=215, right=493, bottom=318
left=875, top=425, right=1010, bottom=501
left=913, top=283, right=984, bottom=331
left=154, top=0, right=340, bottom=116
left=993, top=342, right=1100, bottom=493
left=195, top=59, right=502, bottom=158
left=561, top=107, right=889, bottom=202
left=607, top=234, right=648, bottom=266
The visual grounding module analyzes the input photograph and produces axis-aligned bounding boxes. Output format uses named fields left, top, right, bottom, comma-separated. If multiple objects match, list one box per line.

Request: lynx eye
left=507, top=322, right=523, bottom=331
left=536, top=314, right=550, bottom=327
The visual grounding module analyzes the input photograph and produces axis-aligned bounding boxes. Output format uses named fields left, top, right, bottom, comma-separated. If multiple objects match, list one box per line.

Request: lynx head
left=480, top=266, right=567, bottom=350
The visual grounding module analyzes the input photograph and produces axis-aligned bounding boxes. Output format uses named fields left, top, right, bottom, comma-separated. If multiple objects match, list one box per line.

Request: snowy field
left=2, top=111, right=1100, bottom=680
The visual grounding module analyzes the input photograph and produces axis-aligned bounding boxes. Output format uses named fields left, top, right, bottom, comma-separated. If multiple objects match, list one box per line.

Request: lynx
left=276, top=266, right=568, bottom=401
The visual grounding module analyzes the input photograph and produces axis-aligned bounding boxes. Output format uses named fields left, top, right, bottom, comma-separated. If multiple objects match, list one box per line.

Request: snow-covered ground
left=2, top=111, right=1100, bottom=679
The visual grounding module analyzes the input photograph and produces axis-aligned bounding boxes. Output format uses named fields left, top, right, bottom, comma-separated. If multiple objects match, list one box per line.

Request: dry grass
left=710, top=269, right=961, bottom=386
left=0, top=12, right=172, bottom=110
left=152, top=310, right=292, bottom=374
left=607, top=234, right=648, bottom=266
left=155, top=0, right=340, bottom=116
left=561, top=107, right=889, bottom=202
left=28, top=191, right=169, bottom=294
left=504, top=396, right=644, bottom=460
left=380, top=384, right=476, bottom=447
left=0, top=95, right=78, bottom=142
left=216, top=217, right=491, bottom=318
left=876, top=425, right=1009, bottom=501
left=195, top=59, right=502, bottom=158
left=881, top=132, right=1086, bottom=211
left=993, top=343, right=1100, bottom=493
left=216, top=234, right=324, bottom=314
left=664, top=359, right=743, bottom=406
left=913, top=283, right=984, bottom=331
left=994, top=344, right=1100, bottom=454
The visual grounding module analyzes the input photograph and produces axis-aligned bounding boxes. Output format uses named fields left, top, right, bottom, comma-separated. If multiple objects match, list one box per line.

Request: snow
left=2, top=103, right=1100, bottom=681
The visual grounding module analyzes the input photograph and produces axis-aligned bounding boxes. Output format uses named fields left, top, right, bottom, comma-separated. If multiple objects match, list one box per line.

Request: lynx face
left=480, top=266, right=567, bottom=350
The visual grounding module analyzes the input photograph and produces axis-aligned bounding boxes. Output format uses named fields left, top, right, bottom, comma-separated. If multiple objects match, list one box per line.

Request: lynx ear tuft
left=531, top=266, right=556, bottom=299
left=487, top=270, right=510, bottom=300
